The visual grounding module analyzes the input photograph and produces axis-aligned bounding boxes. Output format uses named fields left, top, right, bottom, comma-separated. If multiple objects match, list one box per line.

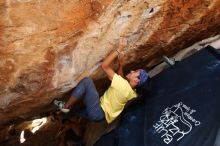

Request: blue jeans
left=63, top=77, right=105, bottom=122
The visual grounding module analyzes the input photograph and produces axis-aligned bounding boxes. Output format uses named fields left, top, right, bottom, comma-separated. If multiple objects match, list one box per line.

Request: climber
left=56, top=38, right=150, bottom=124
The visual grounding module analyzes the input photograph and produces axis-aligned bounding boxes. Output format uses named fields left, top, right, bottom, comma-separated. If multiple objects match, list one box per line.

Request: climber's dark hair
left=135, top=77, right=152, bottom=97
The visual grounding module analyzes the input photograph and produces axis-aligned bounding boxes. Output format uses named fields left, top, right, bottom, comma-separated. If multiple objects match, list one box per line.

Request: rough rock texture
left=0, top=0, right=220, bottom=125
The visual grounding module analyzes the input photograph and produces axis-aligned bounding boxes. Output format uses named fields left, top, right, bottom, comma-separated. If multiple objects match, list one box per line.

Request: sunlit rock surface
left=0, top=115, right=84, bottom=146
left=0, top=0, right=220, bottom=125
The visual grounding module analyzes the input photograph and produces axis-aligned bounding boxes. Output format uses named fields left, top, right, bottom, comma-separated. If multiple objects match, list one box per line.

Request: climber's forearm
left=117, top=64, right=124, bottom=77
left=101, top=50, right=118, bottom=68
left=101, top=50, right=118, bottom=80
left=102, top=38, right=127, bottom=80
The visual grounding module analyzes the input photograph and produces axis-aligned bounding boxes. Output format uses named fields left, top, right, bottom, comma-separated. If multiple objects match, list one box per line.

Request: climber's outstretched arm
left=102, top=38, right=127, bottom=80
left=117, top=52, right=124, bottom=77
left=101, top=51, right=117, bottom=80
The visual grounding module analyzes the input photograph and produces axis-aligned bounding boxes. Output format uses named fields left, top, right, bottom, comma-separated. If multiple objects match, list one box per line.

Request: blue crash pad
left=95, top=46, right=220, bottom=146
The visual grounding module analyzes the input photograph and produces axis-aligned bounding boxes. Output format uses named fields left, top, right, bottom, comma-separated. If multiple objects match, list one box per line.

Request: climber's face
left=126, top=69, right=140, bottom=88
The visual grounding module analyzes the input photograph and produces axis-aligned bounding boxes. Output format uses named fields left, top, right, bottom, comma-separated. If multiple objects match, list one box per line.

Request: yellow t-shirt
left=100, top=73, right=137, bottom=123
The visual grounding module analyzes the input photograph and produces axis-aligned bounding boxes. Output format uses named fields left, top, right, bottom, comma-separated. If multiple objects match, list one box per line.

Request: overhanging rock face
left=0, top=0, right=220, bottom=125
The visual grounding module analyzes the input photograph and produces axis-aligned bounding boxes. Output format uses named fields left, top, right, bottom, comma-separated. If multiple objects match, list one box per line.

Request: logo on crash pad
left=153, top=102, right=201, bottom=144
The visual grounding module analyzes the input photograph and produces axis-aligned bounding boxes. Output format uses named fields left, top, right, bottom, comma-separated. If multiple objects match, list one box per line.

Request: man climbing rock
left=56, top=38, right=149, bottom=124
